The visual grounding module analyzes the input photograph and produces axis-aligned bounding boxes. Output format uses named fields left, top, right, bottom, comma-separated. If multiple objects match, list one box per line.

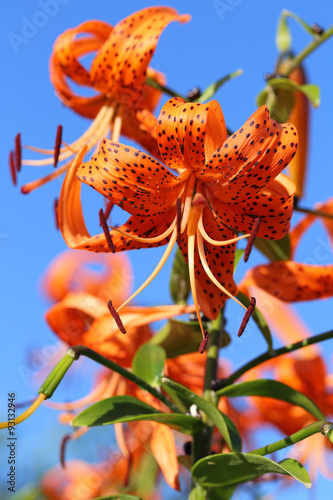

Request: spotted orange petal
left=209, top=173, right=296, bottom=239
left=200, top=105, right=298, bottom=204
left=150, top=424, right=180, bottom=491
left=77, top=140, right=185, bottom=217
left=157, top=97, right=227, bottom=171
left=91, top=7, right=190, bottom=101
left=244, top=261, right=333, bottom=301
left=179, top=206, right=237, bottom=319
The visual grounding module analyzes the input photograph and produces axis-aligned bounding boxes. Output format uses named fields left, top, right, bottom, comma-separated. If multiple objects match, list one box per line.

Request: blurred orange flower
left=14, top=7, right=190, bottom=194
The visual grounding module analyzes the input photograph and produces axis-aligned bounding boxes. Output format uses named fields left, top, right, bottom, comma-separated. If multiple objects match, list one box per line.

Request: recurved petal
left=77, top=140, right=184, bottom=217
left=200, top=105, right=298, bottom=204
left=157, top=97, right=227, bottom=171
left=209, top=173, right=296, bottom=239
left=121, top=108, right=161, bottom=160
left=244, top=261, right=333, bottom=302
left=90, top=7, right=190, bottom=100
left=58, top=147, right=176, bottom=253
left=50, top=20, right=112, bottom=88
left=150, top=424, right=180, bottom=491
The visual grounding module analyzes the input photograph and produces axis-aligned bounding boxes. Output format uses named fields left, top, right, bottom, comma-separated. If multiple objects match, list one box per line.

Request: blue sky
left=1, top=1, right=333, bottom=498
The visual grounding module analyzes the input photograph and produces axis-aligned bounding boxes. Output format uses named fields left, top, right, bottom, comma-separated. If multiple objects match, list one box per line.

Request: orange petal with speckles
left=179, top=206, right=237, bottom=319
left=90, top=7, right=190, bottom=101
left=242, top=261, right=333, bottom=302
left=150, top=424, right=180, bottom=491
left=58, top=152, right=176, bottom=252
left=200, top=105, right=298, bottom=204
left=157, top=97, right=227, bottom=171
left=209, top=173, right=296, bottom=240
left=77, top=140, right=185, bottom=217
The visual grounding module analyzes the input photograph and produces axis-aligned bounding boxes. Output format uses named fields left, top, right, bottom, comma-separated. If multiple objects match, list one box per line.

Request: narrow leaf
left=151, top=319, right=202, bottom=358
left=72, top=395, right=203, bottom=435
left=132, top=344, right=166, bottom=388
left=216, top=379, right=325, bottom=421
left=198, top=69, right=243, bottom=102
left=268, top=78, right=320, bottom=107
left=162, top=378, right=241, bottom=451
left=192, top=452, right=311, bottom=488
left=254, top=233, right=291, bottom=261
left=92, top=496, right=144, bottom=500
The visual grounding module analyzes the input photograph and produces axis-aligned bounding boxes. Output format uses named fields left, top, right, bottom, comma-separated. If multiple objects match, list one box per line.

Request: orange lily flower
left=59, top=98, right=298, bottom=336
left=246, top=353, right=333, bottom=479
left=15, top=7, right=190, bottom=194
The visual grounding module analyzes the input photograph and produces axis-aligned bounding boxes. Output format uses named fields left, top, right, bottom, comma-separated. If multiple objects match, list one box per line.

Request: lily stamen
left=110, top=216, right=177, bottom=244
left=244, top=217, right=261, bottom=262
left=9, top=151, right=16, bottom=186
left=53, top=125, right=63, bottom=168
left=187, top=193, right=208, bottom=339
left=54, top=198, right=59, bottom=230
left=15, top=133, right=21, bottom=172
left=108, top=299, right=127, bottom=334
left=117, top=228, right=178, bottom=313
left=196, top=231, right=246, bottom=310
left=176, top=198, right=182, bottom=246
left=198, top=214, right=250, bottom=247
left=238, top=296, right=256, bottom=337
left=99, top=208, right=116, bottom=253
left=199, top=331, right=209, bottom=353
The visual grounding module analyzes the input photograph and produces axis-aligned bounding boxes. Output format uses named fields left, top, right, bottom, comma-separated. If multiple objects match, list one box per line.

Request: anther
left=99, top=208, right=115, bottom=253
left=187, top=86, right=201, bottom=101
left=9, top=151, right=17, bottom=186
left=176, top=198, right=182, bottom=246
left=244, top=217, right=261, bottom=262
left=14, top=133, right=21, bottom=172
left=54, top=198, right=59, bottom=230
left=199, top=331, right=209, bottom=353
left=311, top=23, right=324, bottom=35
left=183, top=441, right=192, bottom=455
left=238, top=297, right=256, bottom=337
left=54, top=125, right=63, bottom=168
left=103, top=200, right=114, bottom=222
left=60, top=434, right=71, bottom=468
left=107, top=300, right=126, bottom=334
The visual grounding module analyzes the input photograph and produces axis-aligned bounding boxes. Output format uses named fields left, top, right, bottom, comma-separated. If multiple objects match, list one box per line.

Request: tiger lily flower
left=59, top=98, right=298, bottom=337
left=13, top=7, right=190, bottom=194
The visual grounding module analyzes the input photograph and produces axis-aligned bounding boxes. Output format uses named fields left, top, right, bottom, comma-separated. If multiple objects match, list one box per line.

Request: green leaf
left=268, top=78, right=320, bottom=107
left=206, top=487, right=236, bottom=500
left=276, top=14, right=292, bottom=52
left=9, top=486, right=41, bottom=500
left=216, top=379, right=325, bottom=421
left=72, top=395, right=203, bottom=435
left=132, top=344, right=166, bottom=388
left=92, top=496, right=144, bottom=500
left=161, top=378, right=241, bottom=451
left=233, top=248, right=244, bottom=272
left=254, top=233, right=291, bottom=261
left=151, top=318, right=202, bottom=358
left=197, top=69, right=243, bottom=102
left=169, top=247, right=190, bottom=305
left=192, top=452, right=311, bottom=488
left=237, top=291, right=272, bottom=350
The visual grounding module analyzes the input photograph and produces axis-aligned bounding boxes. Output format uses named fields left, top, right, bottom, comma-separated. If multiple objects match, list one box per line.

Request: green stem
left=294, top=206, right=333, bottom=220
left=203, top=314, right=222, bottom=393
left=222, top=329, right=333, bottom=387
left=71, top=345, right=181, bottom=413
left=250, top=421, right=329, bottom=456
left=146, top=77, right=188, bottom=101
left=283, top=25, right=333, bottom=75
